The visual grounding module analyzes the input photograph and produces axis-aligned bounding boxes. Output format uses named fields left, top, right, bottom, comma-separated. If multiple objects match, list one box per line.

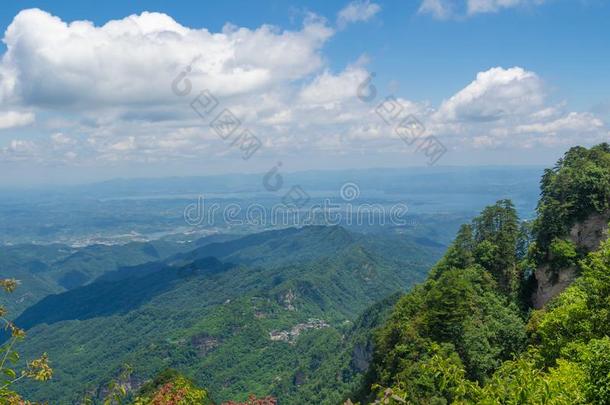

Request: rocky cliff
left=533, top=211, right=609, bottom=308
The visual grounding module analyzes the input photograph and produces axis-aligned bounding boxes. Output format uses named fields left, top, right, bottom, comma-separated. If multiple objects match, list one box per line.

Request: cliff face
left=533, top=212, right=609, bottom=309
left=569, top=211, right=610, bottom=251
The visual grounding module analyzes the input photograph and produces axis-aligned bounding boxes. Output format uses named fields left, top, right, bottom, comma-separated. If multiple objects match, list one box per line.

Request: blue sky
left=0, top=0, right=608, bottom=185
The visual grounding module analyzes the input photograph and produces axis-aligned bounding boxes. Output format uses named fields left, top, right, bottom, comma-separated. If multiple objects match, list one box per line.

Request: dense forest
left=354, top=143, right=610, bottom=404
left=2, top=227, right=438, bottom=404
left=2, top=144, right=609, bottom=404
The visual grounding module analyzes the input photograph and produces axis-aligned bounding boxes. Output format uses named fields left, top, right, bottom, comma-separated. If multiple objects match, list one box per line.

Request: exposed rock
left=293, top=370, right=306, bottom=386
left=269, top=318, right=329, bottom=344
left=351, top=341, right=373, bottom=372
left=533, top=211, right=609, bottom=308
left=569, top=211, right=609, bottom=251
left=95, top=373, right=143, bottom=403
left=191, top=333, right=220, bottom=356
left=533, top=264, right=577, bottom=309
left=279, top=289, right=297, bottom=311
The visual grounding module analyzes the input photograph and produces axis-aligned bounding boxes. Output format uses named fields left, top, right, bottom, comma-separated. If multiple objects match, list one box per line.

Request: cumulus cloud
left=299, top=66, right=369, bottom=106
left=0, top=8, right=333, bottom=108
left=419, top=0, right=546, bottom=19
left=427, top=67, right=607, bottom=148
left=0, top=111, right=35, bottom=129
left=337, top=1, right=381, bottom=28
left=0, top=9, right=605, bottom=166
left=436, top=67, right=544, bottom=122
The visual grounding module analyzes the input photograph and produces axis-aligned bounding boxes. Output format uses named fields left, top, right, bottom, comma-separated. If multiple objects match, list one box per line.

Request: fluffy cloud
left=0, top=9, right=606, bottom=165
left=419, top=0, right=546, bottom=19
left=337, top=1, right=381, bottom=28
left=436, top=67, right=544, bottom=122
left=299, top=66, right=369, bottom=106
left=0, top=9, right=332, bottom=108
left=428, top=67, right=607, bottom=148
left=0, top=111, right=34, bottom=129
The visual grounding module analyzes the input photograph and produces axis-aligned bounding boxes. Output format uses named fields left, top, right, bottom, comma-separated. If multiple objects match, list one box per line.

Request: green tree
left=548, top=238, right=579, bottom=272
left=533, top=143, right=610, bottom=264
left=132, top=369, right=212, bottom=405
left=0, top=279, right=52, bottom=404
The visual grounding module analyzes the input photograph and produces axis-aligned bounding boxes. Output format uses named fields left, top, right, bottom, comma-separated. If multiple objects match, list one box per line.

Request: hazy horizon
left=0, top=1, right=608, bottom=186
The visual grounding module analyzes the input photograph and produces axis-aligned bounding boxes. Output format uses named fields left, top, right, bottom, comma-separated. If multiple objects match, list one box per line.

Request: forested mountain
left=354, top=144, right=610, bottom=404
left=0, top=240, right=203, bottom=317
left=2, top=145, right=608, bottom=404
left=7, top=226, right=442, bottom=403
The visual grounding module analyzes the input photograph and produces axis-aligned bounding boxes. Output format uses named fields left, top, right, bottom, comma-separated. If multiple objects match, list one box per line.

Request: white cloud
left=51, top=132, right=75, bottom=145
left=299, top=66, right=369, bottom=106
left=515, top=112, right=604, bottom=135
left=428, top=67, right=607, bottom=148
left=419, top=0, right=456, bottom=20
left=468, top=0, right=546, bottom=15
left=0, top=139, right=38, bottom=161
left=109, top=136, right=137, bottom=152
left=337, top=1, right=381, bottom=28
left=419, top=0, right=546, bottom=19
left=436, top=67, right=544, bottom=122
left=0, top=111, right=35, bottom=129
left=0, top=9, right=605, bottom=166
left=0, top=8, right=333, bottom=108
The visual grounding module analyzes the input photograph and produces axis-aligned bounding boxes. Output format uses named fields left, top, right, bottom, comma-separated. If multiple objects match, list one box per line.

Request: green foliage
left=548, top=238, right=579, bottom=272
left=7, top=145, right=610, bottom=403
left=0, top=240, right=195, bottom=317
left=430, top=224, right=475, bottom=276
left=132, top=369, right=212, bottom=405
left=472, top=199, right=521, bottom=294
left=10, top=227, right=437, bottom=404
left=431, top=200, right=521, bottom=296
left=366, top=235, right=610, bottom=404
left=533, top=143, right=610, bottom=264
left=0, top=279, right=52, bottom=404
left=478, top=351, right=587, bottom=404
left=532, top=237, right=610, bottom=364
left=361, top=198, right=530, bottom=403
left=577, top=337, right=610, bottom=403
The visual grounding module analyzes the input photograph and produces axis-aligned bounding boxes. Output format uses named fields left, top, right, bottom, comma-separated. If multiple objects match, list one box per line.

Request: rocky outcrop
left=533, top=264, right=577, bottom=309
left=533, top=212, right=609, bottom=308
left=351, top=341, right=373, bottom=372
left=293, top=370, right=306, bottom=386
left=191, top=333, right=220, bottom=357
left=278, top=289, right=297, bottom=311
left=569, top=211, right=609, bottom=251
left=94, top=372, right=143, bottom=403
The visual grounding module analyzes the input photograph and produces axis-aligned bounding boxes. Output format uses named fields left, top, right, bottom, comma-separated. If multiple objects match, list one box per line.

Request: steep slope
left=13, top=226, right=441, bottom=403
left=357, top=144, right=610, bottom=404
left=0, top=240, right=196, bottom=317
left=98, top=226, right=356, bottom=283
left=531, top=144, right=610, bottom=307
left=130, top=369, right=213, bottom=404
